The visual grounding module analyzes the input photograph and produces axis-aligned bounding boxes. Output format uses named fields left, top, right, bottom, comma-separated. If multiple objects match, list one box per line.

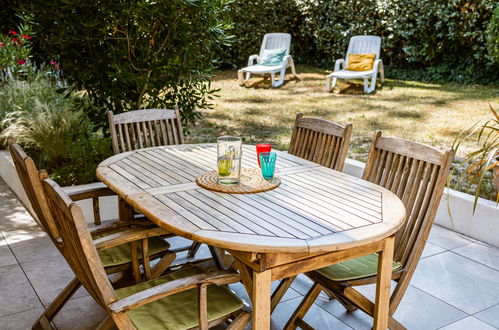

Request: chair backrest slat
left=362, top=132, right=453, bottom=268
left=345, top=35, right=382, bottom=66
left=8, top=143, right=62, bottom=245
left=259, top=33, right=292, bottom=59
left=108, top=107, right=184, bottom=154
left=42, top=178, right=118, bottom=309
left=289, top=113, right=352, bottom=171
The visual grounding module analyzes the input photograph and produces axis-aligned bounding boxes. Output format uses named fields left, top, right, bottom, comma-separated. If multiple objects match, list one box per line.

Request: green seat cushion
left=260, top=48, right=286, bottom=66
left=116, top=266, right=243, bottom=330
left=99, top=236, right=170, bottom=267
left=316, top=254, right=402, bottom=282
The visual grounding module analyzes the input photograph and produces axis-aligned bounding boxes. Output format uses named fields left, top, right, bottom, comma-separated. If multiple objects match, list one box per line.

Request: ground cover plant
left=187, top=66, right=499, bottom=200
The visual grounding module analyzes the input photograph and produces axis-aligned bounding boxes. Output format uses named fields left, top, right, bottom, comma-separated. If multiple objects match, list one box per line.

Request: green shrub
left=26, top=0, right=233, bottom=128
left=487, top=5, right=499, bottom=63
left=0, top=75, right=112, bottom=185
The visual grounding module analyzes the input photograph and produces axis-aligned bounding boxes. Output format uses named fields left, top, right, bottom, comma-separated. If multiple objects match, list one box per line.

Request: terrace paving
left=0, top=176, right=498, bottom=329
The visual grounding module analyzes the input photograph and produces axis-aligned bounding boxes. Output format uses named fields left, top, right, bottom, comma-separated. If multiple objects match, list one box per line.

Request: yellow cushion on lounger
left=346, top=54, right=376, bottom=71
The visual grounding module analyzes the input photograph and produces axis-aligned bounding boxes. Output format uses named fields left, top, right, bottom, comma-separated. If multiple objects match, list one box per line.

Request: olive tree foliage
left=26, top=0, right=232, bottom=127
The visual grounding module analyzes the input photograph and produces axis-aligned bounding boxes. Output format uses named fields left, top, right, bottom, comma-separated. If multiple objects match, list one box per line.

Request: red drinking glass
left=256, top=143, right=272, bottom=167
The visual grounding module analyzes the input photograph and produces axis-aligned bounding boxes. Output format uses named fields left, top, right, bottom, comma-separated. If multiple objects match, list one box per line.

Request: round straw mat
left=196, top=168, right=280, bottom=194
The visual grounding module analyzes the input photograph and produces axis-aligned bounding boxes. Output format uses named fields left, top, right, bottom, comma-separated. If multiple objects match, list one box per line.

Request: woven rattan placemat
left=196, top=168, right=280, bottom=194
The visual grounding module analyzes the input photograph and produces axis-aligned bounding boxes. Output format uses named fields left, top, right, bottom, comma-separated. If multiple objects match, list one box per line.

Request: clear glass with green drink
left=217, top=136, right=242, bottom=185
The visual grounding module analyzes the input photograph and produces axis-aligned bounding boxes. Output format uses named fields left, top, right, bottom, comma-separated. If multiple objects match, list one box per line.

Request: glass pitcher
left=217, top=136, right=242, bottom=185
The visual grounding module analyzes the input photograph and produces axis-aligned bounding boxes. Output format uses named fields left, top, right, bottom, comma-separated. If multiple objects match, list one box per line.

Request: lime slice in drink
left=218, top=159, right=232, bottom=177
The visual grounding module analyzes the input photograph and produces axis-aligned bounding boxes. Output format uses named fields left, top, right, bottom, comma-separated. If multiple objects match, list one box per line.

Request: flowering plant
left=0, top=16, right=33, bottom=80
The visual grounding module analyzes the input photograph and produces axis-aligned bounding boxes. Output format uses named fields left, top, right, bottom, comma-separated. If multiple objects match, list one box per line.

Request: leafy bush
left=0, top=74, right=112, bottom=185
left=487, top=5, right=499, bottom=63
left=221, top=0, right=305, bottom=67
left=26, top=0, right=233, bottom=128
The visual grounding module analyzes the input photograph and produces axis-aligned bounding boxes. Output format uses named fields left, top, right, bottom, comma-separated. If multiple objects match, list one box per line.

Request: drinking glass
left=259, top=152, right=277, bottom=180
left=217, top=136, right=242, bottom=185
left=256, top=143, right=272, bottom=167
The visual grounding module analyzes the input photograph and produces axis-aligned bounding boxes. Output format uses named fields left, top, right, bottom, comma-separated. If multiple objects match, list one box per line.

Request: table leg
left=252, top=269, right=272, bottom=330
left=373, top=236, right=395, bottom=330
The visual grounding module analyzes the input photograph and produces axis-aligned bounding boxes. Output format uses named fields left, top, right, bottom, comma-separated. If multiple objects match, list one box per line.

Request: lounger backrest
left=346, top=35, right=381, bottom=64
left=259, top=33, right=292, bottom=59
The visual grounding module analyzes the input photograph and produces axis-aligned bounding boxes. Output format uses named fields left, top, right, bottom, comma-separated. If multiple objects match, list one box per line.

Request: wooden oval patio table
left=97, top=143, right=406, bottom=330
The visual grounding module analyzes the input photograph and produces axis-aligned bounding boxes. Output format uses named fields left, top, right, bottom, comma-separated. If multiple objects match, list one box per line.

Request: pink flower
left=0, top=43, right=4, bottom=47
left=49, top=60, right=58, bottom=65
left=17, top=60, right=26, bottom=65
left=8, top=30, right=17, bottom=35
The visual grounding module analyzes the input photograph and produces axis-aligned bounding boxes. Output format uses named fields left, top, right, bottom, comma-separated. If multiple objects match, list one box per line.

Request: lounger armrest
left=94, top=227, right=170, bottom=251
left=109, top=270, right=241, bottom=314
left=248, top=54, right=259, bottom=66
left=334, top=58, right=346, bottom=72
left=62, top=182, right=116, bottom=201
left=283, top=55, right=294, bottom=67
left=373, top=59, right=383, bottom=72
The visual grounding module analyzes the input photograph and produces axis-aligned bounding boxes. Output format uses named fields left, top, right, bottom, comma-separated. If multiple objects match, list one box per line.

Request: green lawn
left=186, top=65, right=498, bottom=200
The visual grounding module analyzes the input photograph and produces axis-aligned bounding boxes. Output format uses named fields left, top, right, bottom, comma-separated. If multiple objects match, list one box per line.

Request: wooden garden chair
left=7, top=141, right=176, bottom=330
left=285, top=132, right=454, bottom=330
left=288, top=113, right=353, bottom=171
left=41, top=177, right=250, bottom=330
left=108, top=107, right=207, bottom=260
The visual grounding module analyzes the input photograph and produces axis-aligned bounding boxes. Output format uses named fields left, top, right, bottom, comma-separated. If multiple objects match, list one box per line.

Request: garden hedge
left=223, top=0, right=499, bottom=84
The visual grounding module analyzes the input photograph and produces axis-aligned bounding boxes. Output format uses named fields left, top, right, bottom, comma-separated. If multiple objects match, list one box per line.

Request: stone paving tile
left=411, top=251, right=499, bottom=314
left=421, top=241, right=447, bottom=259
left=474, top=303, right=499, bottom=328
left=52, top=295, right=107, bottom=329
left=2, top=226, right=60, bottom=264
left=22, top=254, right=87, bottom=306
left=270, top=296, right=352, bottom=330
left=316, top=283, right=465, bottom=330
left=439, top=316, right=497, bottom=330
left=0, top=235, right=17, bottom=267
left=452, top=242, right=499, bottom=271
left=428, top=225, right=475, bottom=250
left=0, top=307, right=45, bottom=330
left=0, top=264, right=43, bottom=317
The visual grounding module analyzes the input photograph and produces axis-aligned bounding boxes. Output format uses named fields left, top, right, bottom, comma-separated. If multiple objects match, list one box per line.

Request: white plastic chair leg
left=237, top=70, right=245, bottom=86
left=289, top=58, right=297, bottom=78
left=270, top=72, right=276, bottom=87
left=379, top=63, right=385, bottom=83
left=273, top=69, right=285, bottom=87
left=325, top=74, right=337, bottom=92
left=363, top=77, right=370, bottom=93
left=245, top=72, right=251, bottom=81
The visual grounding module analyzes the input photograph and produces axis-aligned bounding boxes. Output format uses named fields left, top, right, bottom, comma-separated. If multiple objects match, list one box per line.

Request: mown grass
left=187, top=65, right=499, bottom=200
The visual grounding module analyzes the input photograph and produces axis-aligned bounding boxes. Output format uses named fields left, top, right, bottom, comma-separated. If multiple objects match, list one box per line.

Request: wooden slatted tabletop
left=97, top=144, right=405, bottom=254
left=97, top=144, right=406, bottom=330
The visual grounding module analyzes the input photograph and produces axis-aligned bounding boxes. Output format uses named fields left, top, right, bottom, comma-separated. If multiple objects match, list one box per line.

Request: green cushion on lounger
left=98, top=236, right=170, bottom=267
left=316, top=253, right=402, bottom=282
left=115, top=266, right=244, bottom=330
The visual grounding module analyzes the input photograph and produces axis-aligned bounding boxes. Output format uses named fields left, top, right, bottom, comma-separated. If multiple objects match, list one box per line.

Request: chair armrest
left=334, top=58, right=346, bottom=72
left=248, top=54, right=259, bottom=66
left=62, top=182, right=116, bottom=201
left=89, top=219, right=155, bottom=238
left=94, top=227, right=170, bottom=251
left=283, top=55, right=293, bottom=67
left=109, top=270, right=241, bottom=314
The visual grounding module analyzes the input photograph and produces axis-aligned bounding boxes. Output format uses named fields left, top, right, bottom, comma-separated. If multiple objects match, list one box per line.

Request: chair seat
left=316, top=253, right=402, bottom=282
left=99, top=236, right=170, bottom=267
left=116, top=266, right=243, bottom=330
left=330, top=69, right=374, bottom=79
left=240, top=64, right=283, bottom=73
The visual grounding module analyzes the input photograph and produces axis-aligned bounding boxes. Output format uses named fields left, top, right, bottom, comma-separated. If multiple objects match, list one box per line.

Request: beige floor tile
left=53, top=296, right=107, bottom=330
left=22, top=255, right=87, bottom=306
left=0, top=307, right=45, bottom=330
left=0, top=236, right=17, bottom=267
left=0, top=264, right=43, bottom=317
left=3, top=226, right=60, bottom=264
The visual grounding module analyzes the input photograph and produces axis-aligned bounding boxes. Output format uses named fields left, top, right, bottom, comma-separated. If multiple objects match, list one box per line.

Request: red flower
left=12, top=38, right=22, bottom=45
left=8, top=30, right=17, bottom=35
left=21, top=34, right=32, bottom=40
left=0, top=43, right=4, bottom=47
left=17, top=60, right=26, bottom=65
